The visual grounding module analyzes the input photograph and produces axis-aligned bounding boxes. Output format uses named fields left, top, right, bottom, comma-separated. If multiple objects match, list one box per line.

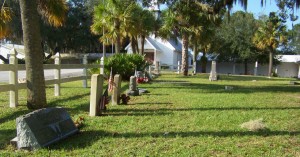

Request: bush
left=89, top=54, right=150, bottom=80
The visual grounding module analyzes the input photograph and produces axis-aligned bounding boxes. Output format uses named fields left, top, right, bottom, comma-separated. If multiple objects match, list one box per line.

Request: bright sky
left=232, top=0, right=300, bottom=30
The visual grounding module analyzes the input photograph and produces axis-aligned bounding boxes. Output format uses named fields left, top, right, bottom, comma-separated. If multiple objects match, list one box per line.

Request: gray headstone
left=112, top=74, right=122, bottom=105
left=209, top=61, right=218, bottom=81
left=16, top=107, right=78, bottom=150
left=127, top=76, right=139, bottom=96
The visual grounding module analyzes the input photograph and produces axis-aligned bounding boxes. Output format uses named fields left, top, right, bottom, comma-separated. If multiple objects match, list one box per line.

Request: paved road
left=0, top=69, right=84, bottom=83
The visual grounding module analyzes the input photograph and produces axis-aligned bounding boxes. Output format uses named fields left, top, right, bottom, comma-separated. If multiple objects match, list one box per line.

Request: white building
left=0, top=44, right=25, bottom=64
left=125, top=35, right=192, bottom=68
left=197, top=55, right=300, bottom=78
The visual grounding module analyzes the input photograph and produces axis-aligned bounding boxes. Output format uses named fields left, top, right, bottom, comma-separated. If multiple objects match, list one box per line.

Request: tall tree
left=91, top=0, right=135, bottom=54
left=216, top=11, right=259, bottom=74
left=253, top=12, right=287, bottom=77
left=18, top=0, right=68, bottom=109
left=160, top=1, right=214, bottom=76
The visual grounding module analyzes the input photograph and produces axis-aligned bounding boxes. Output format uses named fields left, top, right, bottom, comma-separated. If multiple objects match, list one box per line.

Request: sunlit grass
left=0, top=73, right=299, bottom=156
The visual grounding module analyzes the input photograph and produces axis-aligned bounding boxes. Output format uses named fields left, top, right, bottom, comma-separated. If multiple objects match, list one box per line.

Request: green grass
left=0, top=73, right=299, bottom=156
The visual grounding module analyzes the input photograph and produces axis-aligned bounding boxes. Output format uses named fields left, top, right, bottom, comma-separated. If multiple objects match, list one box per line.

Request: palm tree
left=91, top=0, right=135, bottom=54
left=18, top=0, right=67, bottom=109
left=0, top=0, right=12, bottom=38
left=253, top=12, right=287, bottom=77
left=160, top=1, right=213, bottom=76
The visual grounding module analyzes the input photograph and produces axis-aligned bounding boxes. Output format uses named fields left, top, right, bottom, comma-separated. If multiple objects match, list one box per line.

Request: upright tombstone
left=209, top=61, right=218, bottom=81
left=112, top=74, right=122, bottom=105
left=126, top=76, right=139, bottom=96
left=155, top=61, right=160, bottom=74
left=14, top=107, right=78, bottom=150
left=89, top=74, right=104, bottom=116
left=254, top=61, right=258, bottom=76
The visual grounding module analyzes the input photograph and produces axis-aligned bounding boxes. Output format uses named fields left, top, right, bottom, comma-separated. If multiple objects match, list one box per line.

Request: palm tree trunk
left=268, top=50, right=273, bottom=77
left=131, top=36, right=137, bottom=54
left=114, top=20, right=121, bottom=54
left=141, top=35, right=145, bottom=55
left=182, top=33, right=189, bottom=76
left=19, top=0, right=47, bottom=109
left=201, top=51, right=207, bottom=73
left=244, top=59, right=248, bottom=75
left=193, top=43, right=198, bottom=73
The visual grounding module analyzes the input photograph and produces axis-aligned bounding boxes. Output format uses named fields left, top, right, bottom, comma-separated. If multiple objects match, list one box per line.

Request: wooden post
left=9, top=49, right=18, bottom=108
left=54, top=53, right=61, bottom=96
left=89, top=74, right=104, bottom=117
left=82, top=55, right=88, bottom=88
left=112, top=74, right=122, bottom=105
left=100, top=57, right=104, bottom=75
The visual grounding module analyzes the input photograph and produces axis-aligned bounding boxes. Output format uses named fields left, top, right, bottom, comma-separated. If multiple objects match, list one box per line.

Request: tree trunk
left=131, top=36, right=137, bottom=54
left=193, top=43, right=198, bottom=73
left=19, top=0, right=47, bottom=109
left=182, top=33, right=189, bottom=76
left=268, top=51, right=273, bottom=77
left=114, top=20, right=121, bottom=54
left=201, top=51, right=207, bottom=73
left=244, top=59, right=248, bottom=75
left=141, top=35, right=145, bottom=55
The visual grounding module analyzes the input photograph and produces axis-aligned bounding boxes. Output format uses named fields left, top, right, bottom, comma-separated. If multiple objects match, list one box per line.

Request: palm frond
left=0, top=7, right=12, bottom=39
left=38, top=0, right=68, bottom=27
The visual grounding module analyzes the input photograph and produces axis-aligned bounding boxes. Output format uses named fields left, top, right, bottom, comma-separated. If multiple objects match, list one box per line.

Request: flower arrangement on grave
left=120, top=94, right=130, bottom=105
left=74, top=116, right=84, bottom=129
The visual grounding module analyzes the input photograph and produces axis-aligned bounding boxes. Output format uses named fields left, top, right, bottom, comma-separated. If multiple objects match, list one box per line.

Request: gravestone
left=126, top=76, right=139, bottom=96
left=209, top=61, right=218, bottom=81
left=112, top=74, right=122, bottom=105
left=14, top=107, right=78, bottom=150
left=90, top=74, right=104, bottom=116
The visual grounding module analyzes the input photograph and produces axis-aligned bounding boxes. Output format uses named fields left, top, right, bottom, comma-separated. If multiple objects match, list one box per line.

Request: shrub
left=89, top=54, right=150, bottom=80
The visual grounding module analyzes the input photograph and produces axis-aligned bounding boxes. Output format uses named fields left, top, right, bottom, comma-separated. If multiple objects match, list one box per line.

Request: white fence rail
left=0, top=49, right=101, bottom=108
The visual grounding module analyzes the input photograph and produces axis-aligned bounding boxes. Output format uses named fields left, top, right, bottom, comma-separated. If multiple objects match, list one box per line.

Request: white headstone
left=209, top=61, right=217, bottom=81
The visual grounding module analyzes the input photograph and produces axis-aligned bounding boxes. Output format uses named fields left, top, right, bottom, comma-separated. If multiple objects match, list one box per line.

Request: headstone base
left=127, top=90, right=139, bottom=96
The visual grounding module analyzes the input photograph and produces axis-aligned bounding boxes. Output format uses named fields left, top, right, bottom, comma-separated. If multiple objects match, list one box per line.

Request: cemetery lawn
left=0, top=73, right=299, bottom=156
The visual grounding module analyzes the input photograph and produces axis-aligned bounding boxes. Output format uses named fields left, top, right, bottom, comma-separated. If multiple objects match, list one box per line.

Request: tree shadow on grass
left=49, top=129, right=300, bottom=150
left=134, top=102, right=173, bottom=105
left=105, top=106, right=300, bottom=113
left=0, top=129, right=16, bottom=149
left=0, top=109, right=28, bottom=124
left=144, top=82, right=299, bottom=94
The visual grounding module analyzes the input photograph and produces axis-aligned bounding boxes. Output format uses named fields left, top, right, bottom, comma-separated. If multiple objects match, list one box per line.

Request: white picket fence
left=0, top=49, right=100, bottom=108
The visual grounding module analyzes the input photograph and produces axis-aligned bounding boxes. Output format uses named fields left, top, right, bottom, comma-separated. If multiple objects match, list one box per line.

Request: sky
left=232, top=0, right=300, bottom=30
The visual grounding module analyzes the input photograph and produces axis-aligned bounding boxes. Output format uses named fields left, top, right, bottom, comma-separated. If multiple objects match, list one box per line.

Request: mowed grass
left=0, top=73, right=299, bottom=156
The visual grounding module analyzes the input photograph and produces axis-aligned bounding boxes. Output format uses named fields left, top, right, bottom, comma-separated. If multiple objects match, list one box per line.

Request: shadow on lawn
left=106, top=106, right=300, bottom=113
left=145, top=82, right=299, bottom=93
left=0, top=129, right=16, bottom=149
left=50, top=129, right=300, bottom=150
left=0, top=109, right=28, bottom=124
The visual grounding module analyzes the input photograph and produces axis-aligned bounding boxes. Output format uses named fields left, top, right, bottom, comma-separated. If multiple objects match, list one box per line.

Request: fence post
left=100, top=57, right=104, bottom=75
left=89, top=74, right=104, bottom=116
left=82, top=55, right=88, bottom=88
left=54, top=53, right=61, bottom=96
left=177, top=61, right=180, bottom=74
left=9, top=48, right=18, bottom=108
